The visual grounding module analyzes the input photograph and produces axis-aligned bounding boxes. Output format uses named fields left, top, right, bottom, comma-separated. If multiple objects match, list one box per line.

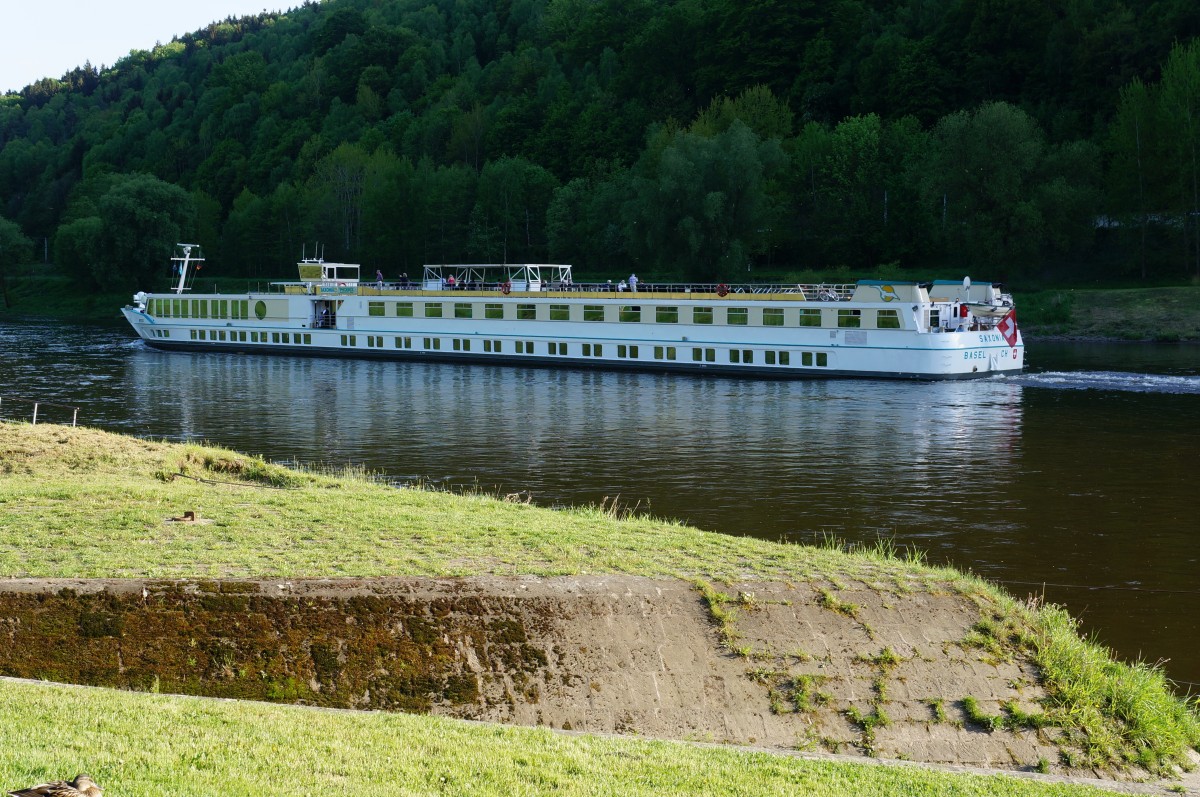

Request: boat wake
left=1014, top=370, right=1200, bottom=394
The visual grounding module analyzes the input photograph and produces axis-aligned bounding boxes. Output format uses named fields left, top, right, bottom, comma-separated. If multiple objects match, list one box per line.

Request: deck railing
left=259, top=280, right=860, bottom=300
left=0, top=396, right=80, bottom=426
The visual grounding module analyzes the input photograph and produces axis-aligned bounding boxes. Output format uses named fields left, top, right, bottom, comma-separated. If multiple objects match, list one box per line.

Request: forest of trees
left=1, top=0, right=1200, bottom=292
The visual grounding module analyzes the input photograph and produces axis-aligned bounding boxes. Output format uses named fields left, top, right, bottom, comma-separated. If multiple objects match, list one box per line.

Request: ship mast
left=171, top=243, right=203, bottom=294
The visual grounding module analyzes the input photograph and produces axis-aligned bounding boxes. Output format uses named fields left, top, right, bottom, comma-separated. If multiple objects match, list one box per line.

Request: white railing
left=0, top=396, right=80, bottom=426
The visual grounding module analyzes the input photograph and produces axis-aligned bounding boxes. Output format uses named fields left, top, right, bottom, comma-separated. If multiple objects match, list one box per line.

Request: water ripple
left=1014, top=370, right=1200, bottom=394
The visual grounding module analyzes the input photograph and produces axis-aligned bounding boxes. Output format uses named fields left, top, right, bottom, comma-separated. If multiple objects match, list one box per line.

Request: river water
left=3, top=319, right=1199, bottom=686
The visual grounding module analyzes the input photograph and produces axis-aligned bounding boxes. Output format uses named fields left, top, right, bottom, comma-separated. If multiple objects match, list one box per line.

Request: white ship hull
left=122, top=261, right=1024, bottom=381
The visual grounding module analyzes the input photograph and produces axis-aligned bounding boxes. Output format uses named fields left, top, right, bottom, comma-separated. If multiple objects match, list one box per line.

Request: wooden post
left=32, top=403, right=38, bottom=425
left=72, top=407, right=79, bottom=427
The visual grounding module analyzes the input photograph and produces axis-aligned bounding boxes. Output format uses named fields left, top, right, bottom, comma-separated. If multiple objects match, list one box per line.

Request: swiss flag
left=997, top=309, right=1018, bottom=347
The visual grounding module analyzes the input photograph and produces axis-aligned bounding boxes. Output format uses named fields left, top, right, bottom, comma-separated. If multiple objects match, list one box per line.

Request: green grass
left=0, top=424, right=962, bottom=585
left=1016, top=286, right=1200, bottom=340
left=1, top=422, right=1199, bottom=782
left=0, top=678, right=1129, bottom=797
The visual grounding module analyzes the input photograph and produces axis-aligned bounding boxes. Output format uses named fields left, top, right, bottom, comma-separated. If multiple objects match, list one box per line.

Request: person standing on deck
left=375, top=269, right=384, bottom=289
left=628, top=273, right=639, bottom=292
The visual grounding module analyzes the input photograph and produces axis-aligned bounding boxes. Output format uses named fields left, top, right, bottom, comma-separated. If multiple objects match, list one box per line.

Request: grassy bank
left=1015, top=286, right=1200, bottom=341
left=1, top=422, right=1198, bottom=794
left=0, top=679, right=1119, bottom=797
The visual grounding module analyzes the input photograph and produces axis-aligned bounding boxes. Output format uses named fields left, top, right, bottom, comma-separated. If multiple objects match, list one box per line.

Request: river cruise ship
left=121, top=245, right=1023, bottom=380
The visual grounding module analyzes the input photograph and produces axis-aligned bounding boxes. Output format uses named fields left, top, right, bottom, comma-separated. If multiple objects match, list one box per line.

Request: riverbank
left=1, top=422, right=1197, bottom=796
left=1016, top=286, right=1200, bottom=341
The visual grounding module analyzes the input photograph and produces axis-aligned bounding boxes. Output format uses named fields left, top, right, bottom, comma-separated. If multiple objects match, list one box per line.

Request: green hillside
left=2, top=0, right=1200, bottom=295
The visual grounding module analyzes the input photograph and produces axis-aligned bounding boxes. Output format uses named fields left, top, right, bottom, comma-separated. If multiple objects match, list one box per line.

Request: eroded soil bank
left=0, top=574, right=1082, bottom=774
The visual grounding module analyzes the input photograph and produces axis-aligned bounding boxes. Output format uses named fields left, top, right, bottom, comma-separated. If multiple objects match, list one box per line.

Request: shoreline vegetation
left=1, top=263, right=1199, bottom=342
left=1, top=422, right=1198, bottom=797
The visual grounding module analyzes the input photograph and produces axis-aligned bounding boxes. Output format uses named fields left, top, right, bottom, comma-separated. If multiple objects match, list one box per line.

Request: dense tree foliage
left=2, top=0, right=1200, bottom=284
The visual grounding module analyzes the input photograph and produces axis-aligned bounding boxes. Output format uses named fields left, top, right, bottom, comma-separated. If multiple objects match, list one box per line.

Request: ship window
left=929, top=309, right=941, bottom=329
left=692, top=306, right=713, bottom=324
left=219, top=300, right=229, bottom=319
left=779, top=351, right=789, bottom=365
left=484, top=339, right=502, bottom=353
left=877, top=309, right=900, bottom=329
left=455, top=303, right=473, bottom=319
left=766, top=351, right=775, bottom=364
left=303, top=334, right=312, bottom=344
left=729, top=349, right=738, bottom=363
left=837, top=309, right=861, bottom=328
left=798, top=308, right=820, bottom=327
left=817, top=352, right=828, bottom=366
left=238, top=301, right=249, bottom=320
left=189, top=330, right=197, bottom=340
left=762, top=307, right=784, bottom=326
left=423, top=337, right=441, bottom=350
left=425, top=303, right=443, bottom=318
left=582, top=343, right=603, bottom=357
left=802, top=351, right=813, bottom=366
left=619, top=306, right=640, bottom=322
left=254, top=301, right=266, bottom=320
left=583, top=305, right=604, bottom=321
left=618, top=345, right=639, bottom=358
left=485, top=303, right=504, bottom=319
left=765, top=351, right=789, bottom=365
left=517, top=304, right=536, bottom=320
left=369, top=301, right=385, bottom=317
left=281, top=333, right=290, bottom=343
left=656, top=306, right=679, bottom=324
left=730, top=349, right=753, bottom=363
left=727, top=307, right=748, bottom=325
left=396, top=302, right=414, bottom=317
left=548, top=341, right=563, bottom=355
left=549, top=304, right=570, bottom=321
left=654, top=346, right=677, bottom=360
left=395, top=336, right=412, bottom=349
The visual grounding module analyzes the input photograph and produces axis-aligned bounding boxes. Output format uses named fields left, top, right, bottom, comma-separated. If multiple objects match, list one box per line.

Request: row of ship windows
left=188, top=329, right=313, bottom=344
left=368, top=336, right=827, bottom=365
left=371, top=301, right=901, bottom=329
left=179, top=328, right=828, bottom=366
left=150, top=299, right=251, bottom=320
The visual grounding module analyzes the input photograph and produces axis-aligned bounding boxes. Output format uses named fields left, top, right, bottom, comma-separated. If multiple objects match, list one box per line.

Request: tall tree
left=0, top=214, right=33, bottom=307
left=920, top=102, right=1047, bottom=273
left=1158, top=39, right=1200, bottom=276
left=624, top=121, right=784, bottom=279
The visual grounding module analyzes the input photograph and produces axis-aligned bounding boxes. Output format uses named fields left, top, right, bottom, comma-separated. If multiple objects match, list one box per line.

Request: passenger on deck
left=628, top=273, right=639, bottom=292
left=618, top=280, right=627, bottom=292
left=375, top=269, right=384, bottom=289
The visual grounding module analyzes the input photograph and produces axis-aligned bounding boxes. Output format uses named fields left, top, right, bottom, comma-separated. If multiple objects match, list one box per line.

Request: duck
left=7, top=774, right=102, bottom=797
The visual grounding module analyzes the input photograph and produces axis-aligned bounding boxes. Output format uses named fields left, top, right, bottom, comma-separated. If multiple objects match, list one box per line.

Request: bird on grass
left=6, top=774, right=102, bottom=797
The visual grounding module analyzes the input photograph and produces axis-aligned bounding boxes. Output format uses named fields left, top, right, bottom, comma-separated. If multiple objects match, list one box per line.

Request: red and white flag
left=997, top=309, right=1018, bottom=347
